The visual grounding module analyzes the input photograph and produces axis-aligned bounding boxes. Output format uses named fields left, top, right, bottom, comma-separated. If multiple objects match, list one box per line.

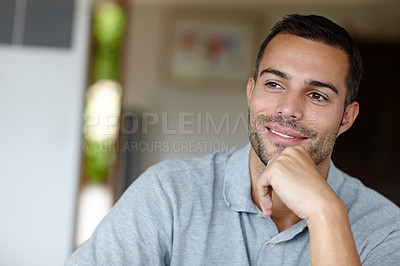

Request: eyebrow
left=308, top=80, right=339, bottom=95
left=259, top=68, right=290, bottom=80
left=259, top=67, right=339, bottom=95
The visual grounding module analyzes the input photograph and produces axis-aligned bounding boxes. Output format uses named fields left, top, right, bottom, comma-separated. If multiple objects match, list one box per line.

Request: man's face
left=247, top=33, right=358, bottom=166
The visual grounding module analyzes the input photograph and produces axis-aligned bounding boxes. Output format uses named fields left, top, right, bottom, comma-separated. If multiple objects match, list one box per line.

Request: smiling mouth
left=267, top=127, right=308, bottom=140
left=269, top=128, right=295, bottom=139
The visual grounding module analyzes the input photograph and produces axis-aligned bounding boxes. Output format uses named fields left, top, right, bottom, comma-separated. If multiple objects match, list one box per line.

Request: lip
left=266, top=125, right=307, bottom=144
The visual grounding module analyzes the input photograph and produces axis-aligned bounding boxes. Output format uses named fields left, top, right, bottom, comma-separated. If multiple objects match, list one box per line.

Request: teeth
left=270, top=128, right=294, bottom=139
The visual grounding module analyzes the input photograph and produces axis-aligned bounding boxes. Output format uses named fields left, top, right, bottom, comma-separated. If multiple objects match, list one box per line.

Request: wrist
left=306, top=195, right=360, bottom=265
left=306, top=194, right=347, bottom=227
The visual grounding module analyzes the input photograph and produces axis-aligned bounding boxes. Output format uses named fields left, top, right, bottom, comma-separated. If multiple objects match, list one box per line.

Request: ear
left=246, top=78, right=255, bottom=107
left=337, top=101, right=359, bottom=136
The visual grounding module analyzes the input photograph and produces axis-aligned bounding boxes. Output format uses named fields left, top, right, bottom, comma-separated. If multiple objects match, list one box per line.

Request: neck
left=249, top=147, right=331, bottom=232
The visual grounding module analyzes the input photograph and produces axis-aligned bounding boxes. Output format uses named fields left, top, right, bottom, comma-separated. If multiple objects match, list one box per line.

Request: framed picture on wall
left=163, top=11, right=257, bottom=86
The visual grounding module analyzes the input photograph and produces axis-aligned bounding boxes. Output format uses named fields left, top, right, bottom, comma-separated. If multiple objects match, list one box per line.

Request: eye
left=308, top=92, right=327, bottom=102
left=265, top=82, right=283, bottom=90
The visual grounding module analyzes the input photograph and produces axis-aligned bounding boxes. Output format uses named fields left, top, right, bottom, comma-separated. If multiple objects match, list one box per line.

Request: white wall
left=0, top=0, right=91, bottom=265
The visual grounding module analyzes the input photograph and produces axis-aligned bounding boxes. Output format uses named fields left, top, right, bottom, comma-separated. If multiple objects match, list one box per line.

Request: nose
left=275, top=91, right=304, bottom=120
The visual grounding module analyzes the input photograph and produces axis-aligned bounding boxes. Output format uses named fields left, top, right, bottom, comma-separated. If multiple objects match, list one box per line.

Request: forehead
left=259, top=33, right=349, bottom=95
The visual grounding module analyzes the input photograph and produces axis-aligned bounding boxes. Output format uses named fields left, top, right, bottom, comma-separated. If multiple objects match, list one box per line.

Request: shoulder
left=116, top=146, right=245, bottom=231
left=124, top=146, right=243, bottom=200
left=139, top=146, right=242, bottom=185
left=332, top=166, right=400, bottom=262
left=153, top=146, right=242, bottom=173
left=337, top=170, right=400, bottom=222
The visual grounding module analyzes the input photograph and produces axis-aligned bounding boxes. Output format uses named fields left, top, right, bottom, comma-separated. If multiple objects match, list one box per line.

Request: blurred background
left=0, top=0, right=399, bottom=265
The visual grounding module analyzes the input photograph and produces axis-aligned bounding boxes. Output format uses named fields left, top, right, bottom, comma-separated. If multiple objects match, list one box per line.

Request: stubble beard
left=248, top=113, right=338, bottom=166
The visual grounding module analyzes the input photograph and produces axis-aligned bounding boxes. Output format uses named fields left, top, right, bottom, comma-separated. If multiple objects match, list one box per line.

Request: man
left=68, top=14, right=400, bottom=265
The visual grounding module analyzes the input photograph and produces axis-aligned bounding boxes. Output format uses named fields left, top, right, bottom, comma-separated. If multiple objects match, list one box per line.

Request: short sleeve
left=362, top=229, right=400, bottom=266
left=66, top=166, right=173, bottom=265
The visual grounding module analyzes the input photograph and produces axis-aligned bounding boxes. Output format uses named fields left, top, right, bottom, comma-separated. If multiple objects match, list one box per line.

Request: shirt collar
left=223, top=143, right=345, bottom=214
left=223, top=143, right=259, bottom=213
left=222, top=143, right=309, bottom=241
left=326, top=161, right=345, bottom=197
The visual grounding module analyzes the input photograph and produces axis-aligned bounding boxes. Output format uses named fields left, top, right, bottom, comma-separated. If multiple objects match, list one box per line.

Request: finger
left=259, top=186, right=273, bottom=217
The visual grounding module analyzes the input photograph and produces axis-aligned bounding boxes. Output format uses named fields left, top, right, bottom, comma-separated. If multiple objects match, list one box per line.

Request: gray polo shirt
left=67, top=144, right=400, bottom=265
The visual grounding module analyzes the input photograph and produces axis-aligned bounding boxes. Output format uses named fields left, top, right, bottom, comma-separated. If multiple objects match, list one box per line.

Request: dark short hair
left=253, top=14, right=362, bottom=106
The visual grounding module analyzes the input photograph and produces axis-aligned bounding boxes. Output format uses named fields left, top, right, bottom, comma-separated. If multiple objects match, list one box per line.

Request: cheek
left=250, top=93, right=277, bottom=114
left=307, top=108, right=342, bottom=134
left=303, top=109, right=321, bottom=131
left=299, top=102, right=338, bottom=130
